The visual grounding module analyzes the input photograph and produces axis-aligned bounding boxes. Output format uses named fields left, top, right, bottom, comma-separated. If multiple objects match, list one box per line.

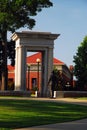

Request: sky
left=8, top=0, right=87, bottom=67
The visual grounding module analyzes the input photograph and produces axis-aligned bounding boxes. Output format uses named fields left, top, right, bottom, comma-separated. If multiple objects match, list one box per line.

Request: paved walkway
left=17, top=118, right=87, bottom=130
left=15, top=97, right=87, bottom=130
left=30, top=97, right=87, bottom=106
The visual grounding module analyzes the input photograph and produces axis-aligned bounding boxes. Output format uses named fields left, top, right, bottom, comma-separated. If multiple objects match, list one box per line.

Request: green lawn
left=0, top=98, right=87, bottom=129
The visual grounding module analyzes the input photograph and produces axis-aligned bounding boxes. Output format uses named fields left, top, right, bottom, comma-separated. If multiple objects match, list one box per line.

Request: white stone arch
left=11, top=31, right=60, bottom=97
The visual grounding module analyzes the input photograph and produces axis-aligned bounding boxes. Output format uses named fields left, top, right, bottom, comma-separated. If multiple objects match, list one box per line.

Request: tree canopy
left=0, top=0, right=53, bottom=33
left=73, top=36, right=87, bottom=90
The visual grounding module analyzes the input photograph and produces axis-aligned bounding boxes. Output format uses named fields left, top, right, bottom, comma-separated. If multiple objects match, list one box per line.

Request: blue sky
left=8, top=0, right=87, bottom=66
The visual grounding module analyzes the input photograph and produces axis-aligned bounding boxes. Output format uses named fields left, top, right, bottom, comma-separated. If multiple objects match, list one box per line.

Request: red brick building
left=7, top=52, right=72, bottom=91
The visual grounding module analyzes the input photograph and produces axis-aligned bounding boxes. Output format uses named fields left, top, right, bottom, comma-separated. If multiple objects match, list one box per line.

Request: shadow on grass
left=0, top=98, right=87, bottom=129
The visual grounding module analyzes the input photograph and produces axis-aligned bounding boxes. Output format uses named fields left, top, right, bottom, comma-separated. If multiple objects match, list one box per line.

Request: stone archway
left=11, top=31, right=60, bottom=97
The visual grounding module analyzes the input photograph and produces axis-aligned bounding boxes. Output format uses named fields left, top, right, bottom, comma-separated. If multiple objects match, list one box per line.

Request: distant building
left=7, top=52, right=72, bottom=91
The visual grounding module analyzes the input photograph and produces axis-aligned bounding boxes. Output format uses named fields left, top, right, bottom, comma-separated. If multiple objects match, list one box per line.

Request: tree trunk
left=1, top=31, right=8, bottom=91
left=1, top=67, right=8, bottom=91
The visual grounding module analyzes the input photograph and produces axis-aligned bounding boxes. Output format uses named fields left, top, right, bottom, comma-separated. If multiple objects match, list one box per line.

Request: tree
left=0, top=41, right=4, bottom=80
left=73, top=36, right=87, bottom=90
left=0, top=0, right=53, bottom=90
left=7, top=40, right=15, bottom=66
left=50, top=68, right=64, bottom=90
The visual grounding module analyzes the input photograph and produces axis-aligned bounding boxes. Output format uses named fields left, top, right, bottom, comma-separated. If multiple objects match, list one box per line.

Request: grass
left=0, top=98, right=87, bottom=129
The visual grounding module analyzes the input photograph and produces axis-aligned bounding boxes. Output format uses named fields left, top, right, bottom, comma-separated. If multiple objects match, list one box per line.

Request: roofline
left=11, top=31, right=60, bottom=41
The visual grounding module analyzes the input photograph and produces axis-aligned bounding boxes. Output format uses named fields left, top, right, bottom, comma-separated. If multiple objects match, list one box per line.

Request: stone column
left=41, top=47, right=53, bottom=97
left=48, top=47, right=54, bottom=79
left=47, top=47, right=54, bottom=96
left=41, top=50, right=48, bottom=97
left=15, top=45, right=26, bottom=91
left=15, top=47, right=18, bottom=89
